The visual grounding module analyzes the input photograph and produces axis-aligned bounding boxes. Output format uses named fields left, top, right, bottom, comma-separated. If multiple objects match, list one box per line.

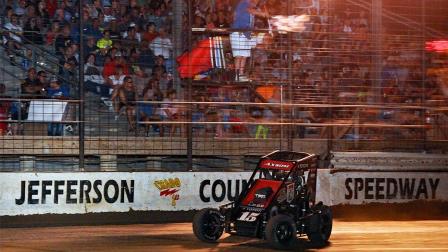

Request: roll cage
left=221, top=150, right=318, bottom=217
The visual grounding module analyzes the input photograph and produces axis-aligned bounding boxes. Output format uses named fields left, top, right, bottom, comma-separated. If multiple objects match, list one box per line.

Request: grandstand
left=0, top=0, right=447, bottom=171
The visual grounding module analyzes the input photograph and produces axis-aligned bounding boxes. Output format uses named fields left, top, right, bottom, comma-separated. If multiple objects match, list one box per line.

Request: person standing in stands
left=115, top=76, right=138, bottom=131
left=230, top=0, right=268, bottom=81
left=46, top=77, right=70, bottom=136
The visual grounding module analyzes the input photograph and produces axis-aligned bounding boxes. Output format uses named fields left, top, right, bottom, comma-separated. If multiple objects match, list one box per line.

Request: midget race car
left=193, top=150, right=332, bottom=250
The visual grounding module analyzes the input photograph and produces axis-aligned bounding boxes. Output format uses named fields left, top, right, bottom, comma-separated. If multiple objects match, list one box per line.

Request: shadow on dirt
left=109, top=233, right=332, bottom=251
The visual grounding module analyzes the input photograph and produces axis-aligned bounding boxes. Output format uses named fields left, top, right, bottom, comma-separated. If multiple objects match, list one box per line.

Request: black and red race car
left=193, top=150, right=332, bottom=250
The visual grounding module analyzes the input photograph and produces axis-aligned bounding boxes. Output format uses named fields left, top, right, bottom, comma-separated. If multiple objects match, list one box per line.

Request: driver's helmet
left=273, top=170, right=288, bottom=180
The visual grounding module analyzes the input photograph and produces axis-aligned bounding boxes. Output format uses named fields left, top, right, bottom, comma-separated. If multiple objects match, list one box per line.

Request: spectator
left=53, top=7, right=65, bottom=23
left=138, top=40, right=156, bottom=71
left=58, top=47, right=78, bottom=87
left=149, top=27, right=172, bottom=62
left=122, top=25, right=142, bottom=47
left=108, top=19, right=121, bottom=39
left=88, top=0, right=104, bottom=19
left=37, top=0, right=50, bottom=28
left=3, top=14, right=23, bottom=64
left=193, top=15, right=205, bottom=28
left=15, top=0, right=27, bottom=16
left=84, top=53, right=110, bottom=104
left=46, top=0, right=58, bottom=18
left=102, top=51, right=130, bottom=78
left=147, top=6, right=166, bottom=30
left=230, top=0, right=268, bottom=81
left=62, top=0, right=76, bottom=22
left=70, top=42, right=80, bottom=64
left=129, top=7, right=146, bottom=29
left=106, top=64, right=127, bottom=89
left=47, top=77, right=70, bottom=98
left=142, top=22, right=158, bottom=43
left=84, top=36, right=98, bottom=56
left=23, top=17, right=43, bottom=45
left=85, top=17, right=103, bottom=40
left=3, top=6, right=14, bottom=24
left=96, top=29, right=113, bottom=49
left=229, top=109, right=248, bottom=136
left=152, top=55, right=167, bottom=74
left=152, top=65, right=171, bottom=94
left=37, top=71, right=49, bottom=89
left=129, top=48, right=146, bottom=76
left=204, top=13, right=215, bottom=29
left=22, top=68, right=44, bottom=96
left=159, top=89, right=181, bottom=136
left=139, top=79, right=163, bottom=135
left=46, top=20, right=60, bottom=46
left=115, top=76, right=138, bottom=130
left=54, top=24, right=73, bottom=56
left=46, top=78, right=70, bottom=136
left=215, top=10, right=230, bottom=28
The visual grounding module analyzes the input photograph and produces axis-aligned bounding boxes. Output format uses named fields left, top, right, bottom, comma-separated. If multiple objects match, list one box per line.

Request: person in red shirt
left=102, top=51, right=130, bottom=78
left=46, top=0, right=58, bottom=18
left=143, top=22, right=158, bottom=43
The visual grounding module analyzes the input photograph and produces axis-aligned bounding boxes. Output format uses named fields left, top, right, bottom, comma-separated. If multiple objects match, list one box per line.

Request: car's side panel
left=240, top=179, right=283, bottom=208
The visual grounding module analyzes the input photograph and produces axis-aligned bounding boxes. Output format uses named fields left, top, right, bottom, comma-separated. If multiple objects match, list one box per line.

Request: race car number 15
left=238, top=212, right=260, bottom=222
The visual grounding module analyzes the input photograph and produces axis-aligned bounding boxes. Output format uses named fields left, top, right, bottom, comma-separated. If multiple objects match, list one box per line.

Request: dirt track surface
left=1, top=221, right=448, bottom=251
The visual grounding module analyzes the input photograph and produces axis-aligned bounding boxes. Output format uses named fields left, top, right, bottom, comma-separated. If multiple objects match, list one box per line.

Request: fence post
left=372, top=0, right=383, bottom=104
left=421, top=0, right=428, bottom=151
left=173, top=0, right=183, bottom=93
left=287, top=0, right=293, bottom=151
left=186, top=0, right=193, bottom=171
left=78, top=0, right=85, bottom=170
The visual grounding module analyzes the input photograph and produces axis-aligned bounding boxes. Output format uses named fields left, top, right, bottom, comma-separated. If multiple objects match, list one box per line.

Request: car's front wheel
left=192, top=208, right=224, bottom=243
left=265, top=214, right=297, bottom=250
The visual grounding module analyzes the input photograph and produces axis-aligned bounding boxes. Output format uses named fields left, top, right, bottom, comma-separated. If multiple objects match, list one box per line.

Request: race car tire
left=266, top=214, right=297, bottom=250
left=192, top=208, right=224, bottom=243
left=307, top=204, right=333, bottom=244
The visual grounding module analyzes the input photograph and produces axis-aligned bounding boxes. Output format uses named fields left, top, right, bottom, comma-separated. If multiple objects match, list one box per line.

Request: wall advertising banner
left=0, top=172, right=252, bottom=216
left=317, top=171, right=448, bottom=206
left=0, top=171, right=447, bottom=216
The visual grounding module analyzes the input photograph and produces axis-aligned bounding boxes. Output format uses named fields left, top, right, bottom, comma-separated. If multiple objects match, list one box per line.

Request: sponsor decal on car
left=259, top=159, right=294, bottom=170
left=154, top=177, right=181, bottom=206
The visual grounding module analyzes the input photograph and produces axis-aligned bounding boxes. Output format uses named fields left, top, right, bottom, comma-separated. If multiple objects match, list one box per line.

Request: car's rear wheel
left=307, top=205, right=333, bottom=244
left=192, top=208, right=224, bottom=243
left=265, top=214, right=297, bottom=250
